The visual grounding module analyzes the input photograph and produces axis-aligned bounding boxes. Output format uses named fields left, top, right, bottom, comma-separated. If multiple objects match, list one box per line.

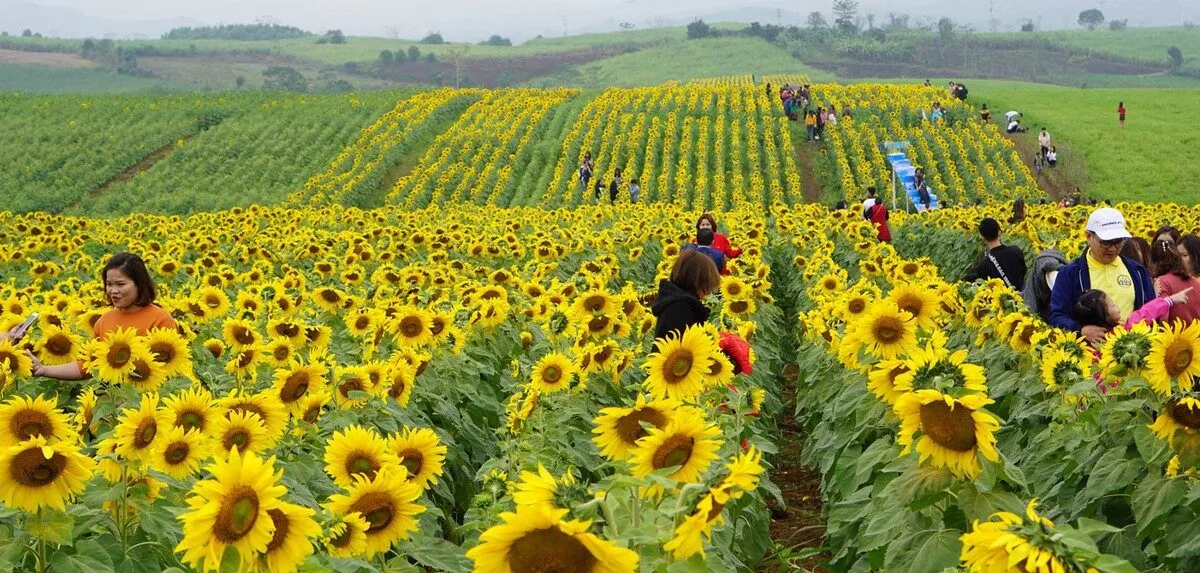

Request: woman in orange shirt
left=28, top=252, right=177, bottom=380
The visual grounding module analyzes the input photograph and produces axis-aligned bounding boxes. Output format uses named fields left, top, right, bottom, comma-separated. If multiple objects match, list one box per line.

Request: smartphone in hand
left=11, top=312, right=39, bottom=342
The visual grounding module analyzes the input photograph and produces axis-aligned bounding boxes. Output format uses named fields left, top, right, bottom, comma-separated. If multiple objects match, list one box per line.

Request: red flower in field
left=720, top=331, right=752, bottom=375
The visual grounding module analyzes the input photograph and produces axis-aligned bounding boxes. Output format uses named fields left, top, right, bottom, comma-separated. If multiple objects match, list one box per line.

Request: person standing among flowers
left=868, top=198, right=891, bottom=243
left=28, top=252, right=177, bottom=380
left=963, top=218, right=1027, bottom=288
left=694, top=213, right=742, bottom=262
left=684, top=228, right=727, bottom=274
left=579, top=152, right=593, bottom=191
left=1149, top=240, right=1200, bottom=325
left=651, top=250, right=720, bottom=342
left=1048, top=207, right=1154, bottom=344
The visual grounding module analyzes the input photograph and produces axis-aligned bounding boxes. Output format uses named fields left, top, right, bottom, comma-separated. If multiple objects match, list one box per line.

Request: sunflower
left=203, top=338, right=225, bottom=359
left=892, top=345, right=988, bottom=395
left=630, top=416, right=722, bottom=486
left=894, top=390, right=1001, bottom=479
left=390, top=307, right=434, bottom=347
left=593, top=395, right=679, bottom=461
left=220, top=390, right=289, bottom=442
left=721, top=297, right=757, bottom=318
left=568, top=288, right=613, bottom=322
left=0, top=394, right=72, bottom=446
left=842, top=301, right=919, bottom=361
left=332, top=366, right=374, bottom=408
left=886, top=283, right=942, bottom=330
left=164, top=386, right=218, bottom=434
left=175, top=450, right=287, bottom=572
left=250, top=500, right=321, bottom=573
left=323, top=425, right=399, bottom=489
left=267, top=319, right=307, bottom=346
left=702, top=349, right=735, bottom=390
left=1040, top=348, right=1089, bottom=391
left=867, top=359, right=911, bottom=406
left=128, top=346, right=169, bottom=393
left=33, top=324, right=80, bottom=365
left=345, top=308, right=382, bottom=339
left=324, top=468, right=425, bottom=558
left=388, top=427, right=447, bottom=491
left=466, top=504, right=638, bottom=573
left=644, top=327, right=717, bottom=402
left=960, top=499, right=1083, bottom=573
left=75, top=388, right=97, bottom=438
left=325, top=513, right=370, bottom=558
left=0, top=435, right=94, bottom=512
left=144, top=327, right=193, bottom=378
left=663, top=491, right=724, bottom=559
left=513, top=464, right=579, bottom=511
left=93, top=327, right=144, bottom=384
left=271, top=360, right=329, bottom=413
left=529, top=352, right=577, bottom=395
left=262, top=338, right=295, bottom=368
left=113, top=395, right=171, bottom=464
left=152, top=426, right=210, bottom=479
left=379, top=361, right=415, bottom=406
left=295, top=391, right=330, bottom=427
left=0, top=339, right=32, bottom=381
left=225, top=345, right=263, bottom=381
left=193, top=286, right=231, bottom=318
left=1148, top=396, right=1200, bottom=445
left=212, top=410, right=272, bottom=459
left=1146, top=322, right=1200, bottom=395
left=312, top=287, right=347, bottom=312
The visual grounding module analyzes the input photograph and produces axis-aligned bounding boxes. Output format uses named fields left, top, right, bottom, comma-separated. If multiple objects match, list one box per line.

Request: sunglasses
left=1096, top=237, right=1127, bottom=249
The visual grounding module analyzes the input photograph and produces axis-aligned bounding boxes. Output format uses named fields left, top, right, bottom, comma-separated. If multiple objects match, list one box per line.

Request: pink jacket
left=1124, top=297, right=1173, bottom=329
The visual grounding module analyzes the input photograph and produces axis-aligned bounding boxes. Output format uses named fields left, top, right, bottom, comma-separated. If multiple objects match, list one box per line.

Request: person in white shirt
left=862, top=187, right=878, bottom=219
left=1038, top=128, right=1051, bottom=157
left=1004, top=110, right=1021, bottom=124
left=1007, top=120, right=1026, bottom=134
left=1046, top=146, right=1057, bottom=167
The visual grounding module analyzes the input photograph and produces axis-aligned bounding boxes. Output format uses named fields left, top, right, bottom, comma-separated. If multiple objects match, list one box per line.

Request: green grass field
left=965, top=79, right=1200, bottom=204
left=980, top=27, right=1200, bottom=72
left=526, top=37, right=830, bottom=88
left=0, top=63, right=184, bottom=93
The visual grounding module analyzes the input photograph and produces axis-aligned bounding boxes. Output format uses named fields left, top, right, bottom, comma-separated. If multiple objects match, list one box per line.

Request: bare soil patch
left=0, top=49, right=96, bottom=68
left=372, top=48, right=626, bottom=87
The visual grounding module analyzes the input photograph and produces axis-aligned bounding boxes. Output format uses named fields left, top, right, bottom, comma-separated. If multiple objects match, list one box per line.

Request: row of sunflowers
left=773, top=201, right=1200, bottom=571
left=0, top=204, right=785, bottom=572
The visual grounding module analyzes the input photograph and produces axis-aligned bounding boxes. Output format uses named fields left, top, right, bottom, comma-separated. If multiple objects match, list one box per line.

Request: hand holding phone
left=10, top=313, right=39, bottom=342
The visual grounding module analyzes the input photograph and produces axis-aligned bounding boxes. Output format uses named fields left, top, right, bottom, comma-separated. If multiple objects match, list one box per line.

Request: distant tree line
left=163, top=23, right=312, bottom=41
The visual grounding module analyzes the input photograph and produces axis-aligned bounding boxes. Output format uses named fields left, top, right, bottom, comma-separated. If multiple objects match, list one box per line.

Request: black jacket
left=651, top=279, right=709, bottom=341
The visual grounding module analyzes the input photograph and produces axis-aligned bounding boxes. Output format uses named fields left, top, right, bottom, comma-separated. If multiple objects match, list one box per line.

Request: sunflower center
left=387, top=377, right=408, bottom=400
left=330, top=526, right=353, bottom=548
left=214, top=486, right=260, bottom=542
left=11, top=410, right=52, bottom=441
left=652, top=435, right=695, bottom=470
left=281, top=372, right=309, bottom=403
left=150, top=342, right=176, bottom=364
left=541, top=365, right=562, bottom=385
left=1166, top=341, right=1195, bottom=378
left=848, top=299, right=867, bottom=314
left=1170, top=400, right=1200, bottom=429
left=663, top=349, right=694, bottom=383
left=339, top=378, right=364, bottom=397
left=355, top=317, right=371, bottom=330
left=131, top=359, right=152, bottom=382
left=178, top=410, right=204, bottom=432
left=397, top=448, right=424, bottom=479
left=272, top=345, right=289, bottom=361
left=350, top=492, right=395, bottom=533
left=918, top=401, right=978, bottom=452
left=276, top=323, right=300, bottom=338
left=264, top=509, right=290, bottom=553
left=134, top=419, right=157, bottom=449
left=347, top=455, right=379, bottom=480
left=224, top=429, right=251, bottom=451
left=46, top=335, right=72, bottom=356
left=507, top=525, right=598, bottom=573
left=320, top=290, right=340, bottom=303
left=584, top=295, right=606, bottom=311
left=587, top=315, right=610, bottom=333
left=236, top=352, right=255, bottom=369
left=730, top=300, right=749, bottom=314
left=400, top=317, right=423, bottom=338
left=108, top=343, right=131, bottom=367
left=11, top=447, right=67, bottom=486
left=234, top=327, right=255, bottom=346
left=165, top=442, right=190, bottom=464
left=615, top=408, right=668, bottom=445
left=594, top=346, right=613, bottom=365
left=706, top=500, right=727, bottom=522
left=302, top=404, right=321, bottom=424
left=872, top=317, right=904, bottom=344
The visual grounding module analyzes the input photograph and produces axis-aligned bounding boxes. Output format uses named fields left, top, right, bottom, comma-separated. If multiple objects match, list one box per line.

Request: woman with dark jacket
left=651, top=250, right=720, bottom=342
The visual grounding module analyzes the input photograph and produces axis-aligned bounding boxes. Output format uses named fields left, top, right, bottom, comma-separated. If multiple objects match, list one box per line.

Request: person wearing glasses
left=1048, top=207, right=1155, bottom=344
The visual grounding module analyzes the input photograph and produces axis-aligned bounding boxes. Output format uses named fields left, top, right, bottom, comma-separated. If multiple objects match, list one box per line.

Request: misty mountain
left=0, top=0, right=202, bottom=38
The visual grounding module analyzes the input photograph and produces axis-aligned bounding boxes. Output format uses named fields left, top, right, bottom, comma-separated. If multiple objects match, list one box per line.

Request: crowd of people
left=771, top=83, right=852, bottom=142
left=963, top=205, right=1200, bottom=355
left=579, top=152, right=641, bottom=204
left=651, top=214, right=743, bottom=339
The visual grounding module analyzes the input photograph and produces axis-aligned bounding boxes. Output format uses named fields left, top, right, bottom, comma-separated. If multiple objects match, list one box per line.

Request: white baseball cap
left=1085, top=207, right=1132, bottom=241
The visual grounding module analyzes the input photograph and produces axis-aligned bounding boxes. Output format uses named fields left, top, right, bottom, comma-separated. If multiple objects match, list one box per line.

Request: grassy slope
left=962, top=79, right=1200, bottom=204
left=0, top=63, right=185, bottom=92
left=980, top=27, right=1200, bottom=70
left=527, top=37, right=830, bottom=88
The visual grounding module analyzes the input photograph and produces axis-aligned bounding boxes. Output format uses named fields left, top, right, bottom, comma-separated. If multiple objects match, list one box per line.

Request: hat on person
left=1085, top=207, right=1132, bottom=241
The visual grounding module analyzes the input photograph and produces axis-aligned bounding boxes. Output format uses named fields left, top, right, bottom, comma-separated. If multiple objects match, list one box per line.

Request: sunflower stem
left=598, top=496, right=620, bottom=538
left=34, top=510, right=47, bottom=573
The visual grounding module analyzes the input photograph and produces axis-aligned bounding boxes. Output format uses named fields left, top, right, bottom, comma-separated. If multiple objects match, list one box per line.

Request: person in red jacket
left=868, top=199, right=891, bottom=242
left=695, top=214, right=742, bottom=263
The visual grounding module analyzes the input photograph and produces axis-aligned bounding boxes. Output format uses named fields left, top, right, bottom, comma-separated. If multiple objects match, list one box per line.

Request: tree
left=686, top=19, right=713, bottom=39
left=262, top=66, right=307, bottom=91
left=394, top=49, right=408, bottom=64
left=421, top=32, right=445, bottom=45
left=21, top=29, right=32, bottom=37
left=1109, top=19, right=1128, bottom=30
left=482, top=35, right=512, bottom=46
left=1077, top=9, right=1105, bottom=30
left=885, top=12, right=909, bottom=31
left=832, top=0, right=860, bottom=33
left=937, top=17, right=955, bottom=41
left=444, top=45, right=469, bottom=87
left=425, top=53, right=436, bottom=63
left=1020, top=19, right=1035, bottom=32
left=619, top=22, right=635, bottom=31
left=1168, top=46, right=1183, bottom=72
left=863, top=27, right=886, bottom=42
left=407, top=46, right=421, bottom=62
left=384, top=25, right=401, bottom=40
left=235, top=75, right=246, bottom=88
left=807, top=11, right=829, bottom=30
left=378, top=49, right=394, bottom=65
left=316, top=29, right=345, bottom=44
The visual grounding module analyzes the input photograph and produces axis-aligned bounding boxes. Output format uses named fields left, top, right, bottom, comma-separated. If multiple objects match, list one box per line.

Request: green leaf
left=1090, top=554, right=1141, bottom=573
left=1131, top=473, right=1187, bottom=536
left=1074, top=517, right=1123, bottom=537
left=398, top=537, right=471, bottom=572
left=906, top=529, right=962, bottom=573
left=1080, top=449, right=1141, bottom=506
left=25, top=508, right=74, bottom=543
left=47, top=551, right=115, bottom=573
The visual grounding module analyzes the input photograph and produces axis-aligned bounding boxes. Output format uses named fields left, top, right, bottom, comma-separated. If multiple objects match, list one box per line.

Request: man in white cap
left=1048, top=207, right=1155, bottom=343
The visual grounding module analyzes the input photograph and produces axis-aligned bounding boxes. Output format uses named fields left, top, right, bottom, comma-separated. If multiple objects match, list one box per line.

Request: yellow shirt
left=1087, top=253, right=1135, bottom=321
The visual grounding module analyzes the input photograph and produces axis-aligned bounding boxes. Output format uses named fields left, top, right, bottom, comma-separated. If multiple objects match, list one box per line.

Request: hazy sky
left=20, top=0, right=1196, bottom=41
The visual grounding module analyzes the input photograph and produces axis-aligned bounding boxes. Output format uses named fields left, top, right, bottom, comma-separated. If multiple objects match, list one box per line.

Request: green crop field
left=527, top=37, right=830, bottom=88
left=966, top=79, right=1200, bottom=204
left=982, top=27, right=1200, bottom=71
left=0, top=63, right=184, bottom=93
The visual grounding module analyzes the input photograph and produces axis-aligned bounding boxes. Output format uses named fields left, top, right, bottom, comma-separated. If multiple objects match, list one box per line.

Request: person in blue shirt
left=684, top=228, right=726, bottom=273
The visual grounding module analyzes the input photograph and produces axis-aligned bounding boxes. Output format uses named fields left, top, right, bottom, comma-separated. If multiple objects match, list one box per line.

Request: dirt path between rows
left=792, top=130, right=823, bottom=204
